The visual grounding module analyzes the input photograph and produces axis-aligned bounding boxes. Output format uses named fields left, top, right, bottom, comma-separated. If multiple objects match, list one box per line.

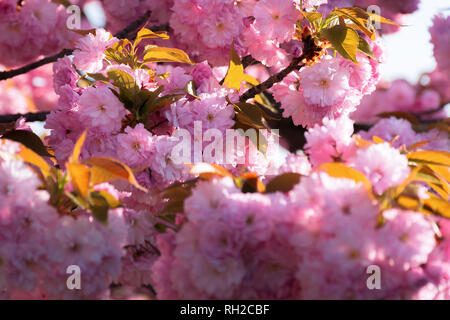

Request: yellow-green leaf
left=321, top=25, right=360, bottom=64
left=107, top=69, right=138, bottom=91
left=143, top=46, right=195, bottom=64
left=357, top=36, right=375, bottom=59
left=136, top=28, right=169, bottom=42
left=223, top=43, right=244, bottom=92
left=88, top=192, right=109, bottom=224
left=301, top=11, right=322, bottom=25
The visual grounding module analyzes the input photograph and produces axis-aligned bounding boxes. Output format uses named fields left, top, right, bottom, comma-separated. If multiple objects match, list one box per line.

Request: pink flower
left=305, top=116, right=356, bottom=167
left=53, top=57, right=78, bottom=94
left=301, top=55, right=353, bottom=108
left=73, top=29, right=118, bottom=73
left=77, top=85, right=127, bottom=133
left=378, top=209, right=436, bottom=269
left=253, top=0, right=300, bottom=42
left=350, top=143, right=411, bottom=194
left=116, top=124, right=154, bottom=167
left=167, top=88, right=235, bottom=134
left=386, top=80, right=416, bottom=111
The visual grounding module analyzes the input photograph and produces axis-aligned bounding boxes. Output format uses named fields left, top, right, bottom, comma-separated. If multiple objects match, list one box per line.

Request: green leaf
left=223, top=42, right=244, bottom=92
left=88, top=192, right=109, bottom=224
left=265, top=173, right=302, bottom=193
left=234, top=102, right=267, bottom=130
left=321, top=25, right=360, bottom=64
left=357, top=37, right=375, bottom=59
left=330, top=7, right=375, bottom=40
left=1, top=130, right=53, bottom=157
left=301, top=11, right=322, bottom=25
left=106, top=69, right=138, bottom=91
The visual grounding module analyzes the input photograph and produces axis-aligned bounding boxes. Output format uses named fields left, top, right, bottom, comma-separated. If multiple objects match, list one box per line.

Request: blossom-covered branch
left=0, top=11, right=152, bottom=81
left=239, top=34, right=322, bottom=102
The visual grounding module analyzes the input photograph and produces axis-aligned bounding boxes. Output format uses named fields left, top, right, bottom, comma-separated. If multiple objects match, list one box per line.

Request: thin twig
left=0, top=11, right=152, bottom=81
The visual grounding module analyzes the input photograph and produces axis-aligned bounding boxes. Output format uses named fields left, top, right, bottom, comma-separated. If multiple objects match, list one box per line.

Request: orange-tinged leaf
left=372, top=136, right=385, bottom=144
left=17, top=145, right=51, bottom=178
left=397, top=195, right=420, bottom=211
left=70, top=130, right=87, bottom=164
left=223, top=43, right=244, bottom=92
left=87, top=157, right=147, bottom=192
left=318, top=163, right=373, bottom=195
left=67, top=163, right=91, bottom=197
left=243, top=74, right=259, bottom=86
left=429, top=183, right=449, bottom=199
left=406, top=140, right=433, bottom=151
left=188, top=163, right=233, bottom=179
left=143, top=46, right=195, bottom=64
left=427, top=164, right=450, bottom=183
left=368, top=13, right=400, bottom=26
left=354, top=135, right=373, bottom=148
left=241, top=172, right=265, bottom=193
left=265, top=173, right=302, bottom=193
left=408, top=151, right=450, bottom=167
left=423, top=197, right=450, bottom=218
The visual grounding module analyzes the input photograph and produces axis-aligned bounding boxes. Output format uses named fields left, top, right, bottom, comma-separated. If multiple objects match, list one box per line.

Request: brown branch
left=0, top=111, right=50, bottom=123
left=0, top=11, right=152, bottom=81
left=239, top=35, right=322, bottom=103
left=239, top=56, right=306, bottom=102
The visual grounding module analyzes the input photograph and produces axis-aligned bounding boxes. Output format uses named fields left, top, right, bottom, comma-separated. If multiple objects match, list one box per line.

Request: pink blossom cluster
left=0, top=0, right=76, bottom=68
left=352, top=76, right=448, bottom=123
left=152, top=172, right=449, bottom=299
left=0, top=140, right=127, bottom=299
left=0, top=0, right=449, bottom=301
left=272, top=39, right=384, bottom=127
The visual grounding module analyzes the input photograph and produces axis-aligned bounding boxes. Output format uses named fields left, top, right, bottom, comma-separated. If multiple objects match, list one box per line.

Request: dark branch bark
left=239, top=35, right=322, bottom=103
left=0, top=11, right=152, bottom=81
left=239, top=56, right=306, bottom=102
left=0, top=111, right=50, bottom=123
